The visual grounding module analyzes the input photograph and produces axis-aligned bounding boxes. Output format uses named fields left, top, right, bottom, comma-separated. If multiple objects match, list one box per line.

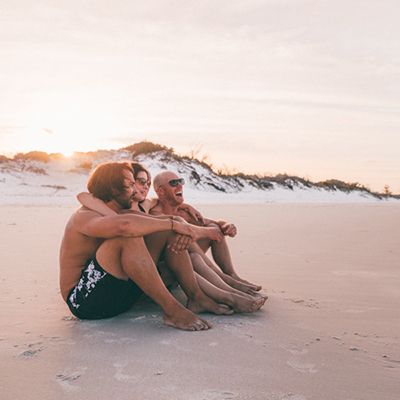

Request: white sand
left=0, top=204, right=399, bottom=400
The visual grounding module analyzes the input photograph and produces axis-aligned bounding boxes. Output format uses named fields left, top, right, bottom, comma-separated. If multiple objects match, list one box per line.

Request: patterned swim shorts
left=66, top=257, right=143, bottom=319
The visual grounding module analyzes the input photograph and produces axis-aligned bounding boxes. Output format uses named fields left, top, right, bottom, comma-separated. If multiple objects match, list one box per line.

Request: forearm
left=77, top=192, right=116, bottom=216
left=120, top=214, right=174, bottom=237
left=203, top=217, right=222, bottom=226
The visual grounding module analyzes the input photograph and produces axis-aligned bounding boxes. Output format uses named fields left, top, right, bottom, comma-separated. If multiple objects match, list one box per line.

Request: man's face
left=114, top=169, right=137, bottom=209
left=159, top=172, right=185, bottom=206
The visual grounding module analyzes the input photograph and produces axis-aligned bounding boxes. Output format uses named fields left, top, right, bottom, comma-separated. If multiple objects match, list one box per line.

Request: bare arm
left=72, top=209, right=174, bottom=238
left=72, top=209, right=222, bottom=242
left=178, top=203, right=205, bottom=224
left=77, top=192, right=116, bottom=217
left=202, top=218, right=237, bottom=238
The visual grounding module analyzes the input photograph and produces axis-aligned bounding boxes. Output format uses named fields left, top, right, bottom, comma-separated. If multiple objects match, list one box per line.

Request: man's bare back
left=59, top=208, right=105, bottom=300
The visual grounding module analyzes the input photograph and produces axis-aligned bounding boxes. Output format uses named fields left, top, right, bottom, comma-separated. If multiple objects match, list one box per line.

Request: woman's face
left=134, top=170, right=151, bottom=202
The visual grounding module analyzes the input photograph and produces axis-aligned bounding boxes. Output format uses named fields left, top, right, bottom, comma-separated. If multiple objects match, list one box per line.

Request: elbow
left=117, top=218, right=137, bottom=237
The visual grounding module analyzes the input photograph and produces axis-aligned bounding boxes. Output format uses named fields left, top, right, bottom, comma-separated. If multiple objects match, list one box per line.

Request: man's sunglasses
left=135, top=177, right=151, bottom=187
left=168, top=178, right=185, bottom=187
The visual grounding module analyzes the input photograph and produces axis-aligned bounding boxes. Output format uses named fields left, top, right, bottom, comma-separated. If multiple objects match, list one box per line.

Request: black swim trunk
left=66, top=257, right=143, bottom=320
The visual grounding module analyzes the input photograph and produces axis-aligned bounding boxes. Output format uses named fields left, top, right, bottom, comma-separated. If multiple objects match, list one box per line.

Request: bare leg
left=193, top=243, right=263, bottom=294
left=196, top=273, right=266, bottom=313
left=189, top=252, right=260, bottom=300
left=96, top=236, right=210, bottom=331
left=145, top=231, right=232, bottom=316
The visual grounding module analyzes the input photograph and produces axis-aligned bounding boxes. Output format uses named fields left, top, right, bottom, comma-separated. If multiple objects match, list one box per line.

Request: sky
left=1, top=0, right=399, bottom=192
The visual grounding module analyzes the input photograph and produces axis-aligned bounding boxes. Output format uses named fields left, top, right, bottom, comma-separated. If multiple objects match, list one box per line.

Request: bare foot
left=229, top=293, right=266, bottom=313
left=163, top=305, right=212, bottom=331
left=249, top=290, right=269, bottom=301
left=232, top=274, right=262, bottom=291
left=187, top=293, right=234, bottom=315
left=222, top=274, right=261, bottom=294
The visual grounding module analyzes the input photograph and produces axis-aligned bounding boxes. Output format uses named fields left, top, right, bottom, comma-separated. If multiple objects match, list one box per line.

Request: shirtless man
left=150, top=170, right=262, bottom=293
left=59, top=161, right=231, bottom=331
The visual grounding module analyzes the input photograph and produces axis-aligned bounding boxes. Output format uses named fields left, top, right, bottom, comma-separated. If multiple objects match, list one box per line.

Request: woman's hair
left=87, top=161, right=132, bottom=201
left=131, top=162, right=151, bottom=183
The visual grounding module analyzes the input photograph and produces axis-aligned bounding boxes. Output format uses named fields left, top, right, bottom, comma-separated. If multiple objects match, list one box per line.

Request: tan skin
left=60, top=169, right=233, bottom=331
left=78, top=170, right=266, bottom=313
left=151, top=171, right=263, bottom=293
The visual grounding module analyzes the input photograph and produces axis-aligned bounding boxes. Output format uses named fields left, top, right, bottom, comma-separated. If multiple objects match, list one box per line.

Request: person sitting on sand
left=59, top=161, right=234, bottom=332
left=77, top=162, right=266, bottom=313
left=150, top=170, right=262, bottom=294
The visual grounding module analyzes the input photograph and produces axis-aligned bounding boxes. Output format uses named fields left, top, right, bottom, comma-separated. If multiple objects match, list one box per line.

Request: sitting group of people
left=59, top=161, right=267, bottom=331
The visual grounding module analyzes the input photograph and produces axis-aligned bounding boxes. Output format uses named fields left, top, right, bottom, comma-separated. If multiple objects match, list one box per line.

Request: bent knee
left=120, top=236, right=146, bottom=247
left=101, top=236, right=145, bottom=250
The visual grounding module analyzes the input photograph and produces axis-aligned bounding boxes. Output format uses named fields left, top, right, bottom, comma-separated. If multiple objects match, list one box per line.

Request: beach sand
left=0, top=204, right=399, bottom=400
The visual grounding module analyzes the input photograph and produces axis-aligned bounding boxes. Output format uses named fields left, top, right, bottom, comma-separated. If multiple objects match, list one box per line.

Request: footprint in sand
left=382, top=355, right=400, bottom=368
left=19, top=342, right=45, bottom=358
left=277, top=393, right=308, bottom=400
left=288, top=298, right=320, bottom=309
left=56, top=367, right=87, bottom=392
left=113, top=362, right=138, bottom=382
left=287, top=359, right=317, bottom=374
left=104, top=337, right=137, bottom=344
left=197, top=389, right=237, bottom=399
left=280, top=345, right=309, bottom=356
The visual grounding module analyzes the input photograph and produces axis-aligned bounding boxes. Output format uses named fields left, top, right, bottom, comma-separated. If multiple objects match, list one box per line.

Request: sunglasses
left=168, top=178, right=185, bottom=187
left=135, top=177, right=151, bottom=187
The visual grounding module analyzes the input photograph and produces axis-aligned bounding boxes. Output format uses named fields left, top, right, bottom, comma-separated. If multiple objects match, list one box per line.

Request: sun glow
left=13, top=101, right=125, bottom=156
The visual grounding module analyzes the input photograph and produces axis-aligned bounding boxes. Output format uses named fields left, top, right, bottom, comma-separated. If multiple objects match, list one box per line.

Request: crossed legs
left=144, top=232, right=266, bottom=314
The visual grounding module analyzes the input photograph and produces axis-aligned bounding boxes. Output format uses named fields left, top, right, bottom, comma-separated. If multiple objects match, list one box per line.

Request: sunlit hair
left=87, top=161, right=133, bottom=201
left=131, top=162, right=151, bottom=183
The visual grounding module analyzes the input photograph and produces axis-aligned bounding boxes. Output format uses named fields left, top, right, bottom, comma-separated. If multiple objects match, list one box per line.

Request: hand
left=218, top=222, right=237, bottom=237
left=173, top=221, right=222, bottom=242
left=168, top=234, right=193, bottom=253
left=204, top=226, right=224, bottom=242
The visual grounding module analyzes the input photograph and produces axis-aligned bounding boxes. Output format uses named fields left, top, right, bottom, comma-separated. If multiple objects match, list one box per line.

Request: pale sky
left=1, top=0, right=399, bottom=192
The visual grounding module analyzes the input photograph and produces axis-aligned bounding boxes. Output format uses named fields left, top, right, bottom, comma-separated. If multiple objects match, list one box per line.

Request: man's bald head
left=153, top=170, right=185, bottom=206
left=153, top=171, right=179, bottom=192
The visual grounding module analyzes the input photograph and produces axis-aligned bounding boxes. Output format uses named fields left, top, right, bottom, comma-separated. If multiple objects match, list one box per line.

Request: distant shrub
left=78, top=162, right=92, bottom=170
left=316, top=179, right=364, bottom=192
left=14, top=151, right=50, bottom=163
left=0, top=155, right=11, bottom=163
left=383, top=184, right=392, bottom=196
left=123, top=141, right=174, bottom=157
left=49, top=153, right=66, bottom=160
left=24, top=165, right=47, bottom=175
left=41, top=184, right=66, bottom=190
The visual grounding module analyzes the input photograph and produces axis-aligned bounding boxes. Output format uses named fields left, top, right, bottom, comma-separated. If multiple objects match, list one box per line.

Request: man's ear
left=156, top=187, right=165, bottom=197
left=111, top=186, right=120, bottom=197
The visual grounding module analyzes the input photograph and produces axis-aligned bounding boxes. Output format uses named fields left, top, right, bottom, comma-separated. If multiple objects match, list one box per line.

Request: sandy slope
left=0, top=204, right=399, bottom=400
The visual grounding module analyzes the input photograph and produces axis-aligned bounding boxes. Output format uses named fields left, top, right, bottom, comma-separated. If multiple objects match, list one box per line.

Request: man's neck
left=158, top=198, right=179, bottom=215
left=106, top=200, right=123, bottom=213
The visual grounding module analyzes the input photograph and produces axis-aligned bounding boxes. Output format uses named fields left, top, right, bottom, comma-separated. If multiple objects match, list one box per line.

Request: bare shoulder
left=149, top=201, right=162, bottom=215
left=69, top=207, right=103, bottom=228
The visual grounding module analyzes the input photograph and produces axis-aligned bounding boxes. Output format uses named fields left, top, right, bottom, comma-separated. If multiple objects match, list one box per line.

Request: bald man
left=150, top=170, right=262, bottom=293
